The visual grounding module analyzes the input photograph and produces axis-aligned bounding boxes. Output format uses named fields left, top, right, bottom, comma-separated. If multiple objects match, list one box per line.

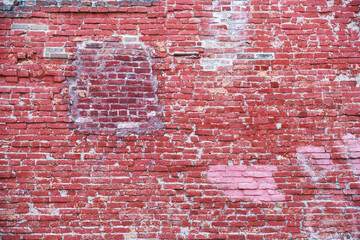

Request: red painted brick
left=0, top=0, right=360, bottom=239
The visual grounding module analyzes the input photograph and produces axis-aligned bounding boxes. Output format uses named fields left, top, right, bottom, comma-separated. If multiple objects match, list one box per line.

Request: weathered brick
left=0, top=0, right=360, bottom=239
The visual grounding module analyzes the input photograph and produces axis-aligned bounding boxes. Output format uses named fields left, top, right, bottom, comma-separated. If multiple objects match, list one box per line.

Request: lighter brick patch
left=2, top=0, right=15, bottom=4
left=28, top=203, right=59, bottom=216
left=11, top=24, right=68, bottom=60
left=208, top=165, right=284, bottom=202
left=11, top=23, right=49, bottom=31
left=342, top=134, right=360, bottom=175
left=296, top=146, right=331, bottom=182
left=117, top=122, right=141, bottom=129
left=122, top=35, right=140, bottom=43
left=334, top=73, right=360, bottom=87
left=200, top=0, right=275, bottom=71
left=347, top=21, right=360, bottom=37
left=43, top=47, right=69, bottom=59
left=75, top=117, right=93, bottom=123
left=296, top=135, right=360, bottom=237
left=237, top=52, right=275, bottom=60
left=297, top=134, right=360, bottom=177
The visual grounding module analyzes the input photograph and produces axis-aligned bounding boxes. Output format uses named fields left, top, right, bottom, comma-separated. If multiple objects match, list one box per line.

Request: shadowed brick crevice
left=68, top=36, right=162, bottom=136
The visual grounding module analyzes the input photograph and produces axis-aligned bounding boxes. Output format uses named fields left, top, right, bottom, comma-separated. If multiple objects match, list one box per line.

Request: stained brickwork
left=0, top=0, right=360, bottom=239
left=68, top=37, right=162, bottom=135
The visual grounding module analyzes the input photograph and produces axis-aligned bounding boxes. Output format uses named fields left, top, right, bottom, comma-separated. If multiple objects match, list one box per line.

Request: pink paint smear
left=207, top=165, right=285, bottom=202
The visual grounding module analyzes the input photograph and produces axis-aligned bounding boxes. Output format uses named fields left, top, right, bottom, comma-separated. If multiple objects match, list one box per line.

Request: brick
left=237, top=53, right=275, bottom=60
left=11, top=24, right=30, bottom=30
left=238, top=182, right=258, bottom=189
left=1, top=0, right=360, bottom=239
left=49, top=53, right=69, bottom=59
left=29, top=24, right=49, bottom=31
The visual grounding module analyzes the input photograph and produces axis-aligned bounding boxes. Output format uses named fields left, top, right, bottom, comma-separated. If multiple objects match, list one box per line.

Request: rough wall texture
left=0, top=0, right=360, bottom=239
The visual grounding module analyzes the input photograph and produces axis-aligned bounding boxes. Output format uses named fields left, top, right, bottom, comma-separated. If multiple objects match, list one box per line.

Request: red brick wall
left=1, top=0, right=360, bottom=239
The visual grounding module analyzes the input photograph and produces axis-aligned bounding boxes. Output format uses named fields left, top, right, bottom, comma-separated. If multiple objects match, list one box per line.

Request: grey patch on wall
left=237, top=53, right=275, bottom=60
left=11, top=24, right=49, bottom=31
left=43, top=47, right=69, bottom=59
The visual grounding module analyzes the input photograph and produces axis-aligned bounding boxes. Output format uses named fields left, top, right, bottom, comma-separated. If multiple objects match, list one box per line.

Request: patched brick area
left=1, top=0, right=360, bottom=239
left=68, top=37, right=162, bottom=135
